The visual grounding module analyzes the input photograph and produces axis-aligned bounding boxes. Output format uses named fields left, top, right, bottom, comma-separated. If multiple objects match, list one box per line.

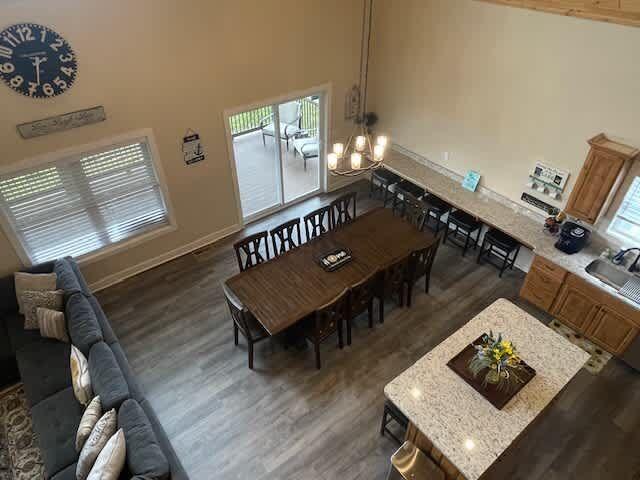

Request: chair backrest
left=314, top=288, right=350, bottom=337
left=222, top=283, right=253, bottom=339
left=233, top=231, right=270, bottom=272
left=304, top=206, right=332, bottom=241
left=403, top=197, right=427, bottom=231
left=270, top=218, right=302, bottom=257
left=382, top=257, right=409, bottom=295
left=409, top=235, right=442, bottom=282
left=350, top=270, right=379, bottom=316
left=330, top=192, right=357, bottom=229
left=279, top=101, right=301, bottom=126
left=392, top=187, right=421, bottom=217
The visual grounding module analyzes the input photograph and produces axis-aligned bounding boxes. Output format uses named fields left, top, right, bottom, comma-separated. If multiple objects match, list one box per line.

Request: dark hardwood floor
left=96, top=180, right=640, bottom=480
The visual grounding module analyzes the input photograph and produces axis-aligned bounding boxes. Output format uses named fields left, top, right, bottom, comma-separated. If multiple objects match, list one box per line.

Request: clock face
left=0, top=23, right=78, bottom=99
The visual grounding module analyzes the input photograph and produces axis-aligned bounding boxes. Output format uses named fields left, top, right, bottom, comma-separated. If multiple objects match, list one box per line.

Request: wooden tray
left=447, top=335, right=536, bottom=410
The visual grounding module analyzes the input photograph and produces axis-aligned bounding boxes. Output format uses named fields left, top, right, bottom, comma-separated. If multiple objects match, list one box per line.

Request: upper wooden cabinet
left=476, top=1, right=640, bottom=28
left=564, top=134, right=639, bottom=224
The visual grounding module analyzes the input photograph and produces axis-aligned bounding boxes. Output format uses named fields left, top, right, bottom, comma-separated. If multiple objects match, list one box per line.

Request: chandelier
left=328, top=0, right=388, bottom=177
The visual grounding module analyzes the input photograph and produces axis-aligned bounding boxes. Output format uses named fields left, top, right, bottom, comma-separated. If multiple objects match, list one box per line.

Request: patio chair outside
left=260, top=101, right=303, bottom=151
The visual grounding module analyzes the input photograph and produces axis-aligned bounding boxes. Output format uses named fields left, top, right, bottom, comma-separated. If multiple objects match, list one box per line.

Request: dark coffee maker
left=555, top=222, right=590, bottom=254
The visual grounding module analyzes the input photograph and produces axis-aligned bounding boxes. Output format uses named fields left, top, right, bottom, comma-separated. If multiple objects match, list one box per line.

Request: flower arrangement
left=468, top=331, right=527, bottom=392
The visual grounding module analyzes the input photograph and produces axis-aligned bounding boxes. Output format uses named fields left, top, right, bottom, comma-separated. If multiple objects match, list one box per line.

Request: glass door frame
left=224, top=83, right=330, bottom=226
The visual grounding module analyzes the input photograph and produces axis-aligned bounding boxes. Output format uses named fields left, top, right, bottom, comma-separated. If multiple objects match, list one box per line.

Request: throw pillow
left=21, top=289, right=64, bottom=330
left=37, top=307, right=69, bottom=342
left=86, top=429, right=126, bottom=480
left=76, top=396, right=102, bottom=452
left=14, top=271, right=57, bottom=314
left=76, top=409, right=117, bottom=480
left=71, top=345, right=93, bottom=406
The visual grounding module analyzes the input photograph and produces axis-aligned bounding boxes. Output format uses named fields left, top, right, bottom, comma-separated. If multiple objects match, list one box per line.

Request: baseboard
left=89, top=223, right=242, bottom=292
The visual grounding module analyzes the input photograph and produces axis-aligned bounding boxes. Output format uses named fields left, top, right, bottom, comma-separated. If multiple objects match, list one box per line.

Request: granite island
left=384, top=299, right=589, bottom=480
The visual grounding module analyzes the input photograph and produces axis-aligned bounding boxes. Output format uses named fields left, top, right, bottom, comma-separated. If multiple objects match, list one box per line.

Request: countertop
left=384, top=149, right=640, bottom=311
left=384, top=299, right=590, bottom=480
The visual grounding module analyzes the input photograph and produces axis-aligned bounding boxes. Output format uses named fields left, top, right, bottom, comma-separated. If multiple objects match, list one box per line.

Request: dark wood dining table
left=225, top=207, right=438, bottom=336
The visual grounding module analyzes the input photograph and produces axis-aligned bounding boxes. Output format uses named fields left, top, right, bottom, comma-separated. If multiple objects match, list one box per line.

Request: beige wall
left=0, top=0, right=362, bottom=284
left=369, top=0, right=640, bottom=221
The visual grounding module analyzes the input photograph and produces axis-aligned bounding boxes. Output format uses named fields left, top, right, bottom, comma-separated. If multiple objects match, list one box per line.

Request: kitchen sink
left=585, top=259, right=640, bottom=304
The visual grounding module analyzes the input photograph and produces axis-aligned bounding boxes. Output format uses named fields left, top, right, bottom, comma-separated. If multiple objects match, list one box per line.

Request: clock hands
left=30, top=55, right=47, bottom=85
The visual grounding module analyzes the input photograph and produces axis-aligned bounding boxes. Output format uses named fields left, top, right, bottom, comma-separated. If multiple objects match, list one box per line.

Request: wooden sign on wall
left=476, top=1, right=640, bottom=28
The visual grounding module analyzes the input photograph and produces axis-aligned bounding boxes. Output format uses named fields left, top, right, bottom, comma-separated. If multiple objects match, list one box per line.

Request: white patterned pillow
left=86, top=429, right=126, bottom=480
left=76, top=396, right=102, bottom=452
left=14, top=272, right=57, bottom=314
left=21, top=290, right=64, bottom=330
left=70, top=345, right=93, bottom=406
left=77, top=409, right=117, bottom=480
left=37, top=307, right=69, bottom=343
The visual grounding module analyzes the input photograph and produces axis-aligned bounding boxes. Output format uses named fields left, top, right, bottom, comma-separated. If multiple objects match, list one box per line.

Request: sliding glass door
left=228, top=92, right=323, bottom=222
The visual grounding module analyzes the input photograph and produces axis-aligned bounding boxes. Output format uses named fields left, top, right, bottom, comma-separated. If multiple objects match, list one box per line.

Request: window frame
left=606, top=175, right=640, bottom=246
left=0, top=129, right=177, bottom=267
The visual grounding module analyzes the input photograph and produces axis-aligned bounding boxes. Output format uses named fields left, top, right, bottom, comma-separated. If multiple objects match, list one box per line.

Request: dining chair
left=392, top=188, right=422, bottom=218
left=406, top=234, right=442, bottom=307
left=377, top=257, right=410, bottom=324
left=304, top=205, right=332, bottom=241
left=403, top=197, right=427, bottom=232
left=270, top=218, right=302, bottom=257
left=330, top=191, right=357, bottom=229
left=303, top=288, right=349, bottom=369
left=347, top=270, right=379, bottom=345
left=223, top=283, right=270, bottom=370
left=233, top=231, right=270, bottom=272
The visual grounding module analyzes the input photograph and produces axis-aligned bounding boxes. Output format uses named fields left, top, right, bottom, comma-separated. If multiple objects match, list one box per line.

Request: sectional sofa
left=0, top=257, right=188, bottom=480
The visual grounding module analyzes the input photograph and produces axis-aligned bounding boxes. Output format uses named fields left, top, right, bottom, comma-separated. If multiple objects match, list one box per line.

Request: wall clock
left=0, top=23, right=78, bottom=99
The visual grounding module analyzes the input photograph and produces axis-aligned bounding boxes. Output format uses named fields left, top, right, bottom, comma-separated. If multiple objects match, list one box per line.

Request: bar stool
left=477, top=228, right=521, bottom=277
left=392, top=180, right=426, bottom=216
left=443, top=210, right=482, bottom=256
left=421, top=194, right=452, bottom=233
left=380, top=400, right=409, bottom=446
left=371, top=169, right=403, bottom=207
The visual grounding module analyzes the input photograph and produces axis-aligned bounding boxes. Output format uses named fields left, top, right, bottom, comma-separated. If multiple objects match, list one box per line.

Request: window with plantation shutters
left=608, top=177, right=640, bottom=244
left=0, top=137, right=171, bottom=264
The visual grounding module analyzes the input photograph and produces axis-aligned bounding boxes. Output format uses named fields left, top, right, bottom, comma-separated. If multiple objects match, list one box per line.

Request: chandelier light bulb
left=376, top=135, right=388, bottom=148
left=327, top=153, right=338, bottom=171
left=333, top=143, right=344, bottom=158
left=373, top=144, right=385, bottom=162
left=355, top=136, right=366, bottom=152
left=351, top=152, right=362, bottom=170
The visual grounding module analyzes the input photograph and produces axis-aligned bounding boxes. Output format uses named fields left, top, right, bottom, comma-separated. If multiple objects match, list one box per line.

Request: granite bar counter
left=384, top=299, right=590, bottom=480
left=384, top=148, right=640, bottom=311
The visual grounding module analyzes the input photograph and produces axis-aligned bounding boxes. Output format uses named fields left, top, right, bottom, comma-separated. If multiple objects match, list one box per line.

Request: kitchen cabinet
left=520, top=255, right=640, bottom=356
left=565, top=134, right=639, bottom=225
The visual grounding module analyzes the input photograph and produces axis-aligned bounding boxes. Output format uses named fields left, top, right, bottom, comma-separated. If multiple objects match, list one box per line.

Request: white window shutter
left=608, top=177, right=640, bottom=244
left=0, top=138, right=170, bottom=264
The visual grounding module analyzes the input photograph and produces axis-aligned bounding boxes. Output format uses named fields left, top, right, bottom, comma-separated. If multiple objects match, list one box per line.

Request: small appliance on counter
left=555, top=221, right=591, bottom=254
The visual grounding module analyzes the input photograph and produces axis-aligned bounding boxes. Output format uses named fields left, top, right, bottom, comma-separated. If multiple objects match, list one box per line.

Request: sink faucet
left=612, top=248, right=640, bottom=273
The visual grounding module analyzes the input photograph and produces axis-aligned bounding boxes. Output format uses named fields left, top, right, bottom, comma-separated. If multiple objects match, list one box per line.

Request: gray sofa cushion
left=31, top=387, right=83, bottom=479
left=89, top=342, right=130, bottom=411
left=118, top=400, right=169, bottom=480
left=16, top=339, right=71, bottom=407
left=67, top=257, right=93, bottom=296
left=54, top=259, right=83, bottom=297
left=4, top=312, right=41, bottom=353
left=111, top=342, right=145, bottom=402
left=67, top=294, right=103, bottom=356
left=88, top=295, right=118, bottom=345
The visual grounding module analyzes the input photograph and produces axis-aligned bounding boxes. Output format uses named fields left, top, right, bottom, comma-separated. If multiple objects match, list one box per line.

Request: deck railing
left=230, top=98, right=319, bottom=138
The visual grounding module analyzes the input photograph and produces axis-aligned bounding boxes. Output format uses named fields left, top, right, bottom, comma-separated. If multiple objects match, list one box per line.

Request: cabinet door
left=565, top=149, right=625, bottom=224
left=520, top=267, right=563, bottom=312
left=587, top=307, right=639, bottom=355
left=551, top=283, right=600, bottom=332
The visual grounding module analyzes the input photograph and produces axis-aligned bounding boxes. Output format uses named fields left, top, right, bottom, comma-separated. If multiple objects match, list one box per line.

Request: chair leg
left=248, top=341, right=254, bottom=370
left=368, top=300, right=374, bottom=329
left=346, top=318, right=352, bottom=346
left=398, top=285, right=405, bottom=307
left=338, top=320, right=344, bottom=349
left=380, top=406, right=389, bottom=436
left=407, top=281, right=414, bottom=307
left=234, top=323, right=239, bottom=346
left=315, top=341, right=321, bottom=369
left=425, top=274, right=431, bottom=294
left=477, top=238, right=487, bottom=264
left=262, top=132, right=266, bottom=147
left=379, top=297, right=385, bottom=324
